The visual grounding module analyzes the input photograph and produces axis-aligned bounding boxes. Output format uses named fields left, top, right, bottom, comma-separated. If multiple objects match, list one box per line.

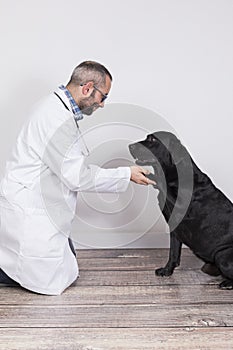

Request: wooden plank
left=0, top=269, right=222, bottom=292
left=77, top=255, right=203, bottom=270
left=0, top=247, right=231, bottom=350
left=76, top=269, right=223, bottom=286
left=0, top=285, right=231, bottom=306
left=77, top=248, right=193, bottom=259
left=0, top=327, right=233, bottom=350
left=0, top=304, right=231, bottom=328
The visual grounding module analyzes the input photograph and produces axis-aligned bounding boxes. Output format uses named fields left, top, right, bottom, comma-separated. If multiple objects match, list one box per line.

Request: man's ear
left=81, top=81, right=94, bottom=96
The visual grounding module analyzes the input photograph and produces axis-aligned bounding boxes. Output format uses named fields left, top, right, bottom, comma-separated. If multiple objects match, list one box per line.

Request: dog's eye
left=147, top=135, right=157, bottom=142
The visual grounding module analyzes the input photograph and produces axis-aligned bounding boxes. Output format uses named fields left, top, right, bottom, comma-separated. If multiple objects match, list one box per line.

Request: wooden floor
left=1, top=249, right=233, bottom=349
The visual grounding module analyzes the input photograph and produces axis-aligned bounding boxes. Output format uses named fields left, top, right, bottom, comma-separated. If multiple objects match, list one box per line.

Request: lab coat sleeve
left=71, top=162, right=131, bottom=193
left=30, top=109, right=131, bottom=193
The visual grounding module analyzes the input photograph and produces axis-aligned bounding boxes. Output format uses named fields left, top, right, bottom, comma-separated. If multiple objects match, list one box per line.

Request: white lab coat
left=0, top=88, right=130, bottom=295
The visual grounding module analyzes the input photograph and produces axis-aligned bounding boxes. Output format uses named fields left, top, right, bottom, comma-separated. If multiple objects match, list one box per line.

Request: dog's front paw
left=155, top=267, right=173, bottom=277
left=219, top=279, right=233, bottom=290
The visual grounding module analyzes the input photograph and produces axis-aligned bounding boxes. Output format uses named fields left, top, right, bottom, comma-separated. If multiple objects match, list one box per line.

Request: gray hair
left=67, top=61, right=112, bottom=87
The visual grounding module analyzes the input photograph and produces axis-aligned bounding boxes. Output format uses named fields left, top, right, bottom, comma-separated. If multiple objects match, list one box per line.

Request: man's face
left=79, top=75, right=112, bottom=115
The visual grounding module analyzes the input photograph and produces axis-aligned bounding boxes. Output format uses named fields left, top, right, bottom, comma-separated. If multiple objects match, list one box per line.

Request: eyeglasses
left=80, top=83, right=108, bottom=103
left=93, top=85, right=108, bottom=103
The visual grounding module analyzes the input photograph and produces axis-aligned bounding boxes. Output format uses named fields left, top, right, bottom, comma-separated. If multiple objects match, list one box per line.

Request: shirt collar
left=59, top=85, right=83, bottom=121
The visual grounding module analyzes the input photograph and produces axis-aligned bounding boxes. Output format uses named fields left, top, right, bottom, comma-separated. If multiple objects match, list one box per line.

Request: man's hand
left=130, top=166, right=156, bottom=185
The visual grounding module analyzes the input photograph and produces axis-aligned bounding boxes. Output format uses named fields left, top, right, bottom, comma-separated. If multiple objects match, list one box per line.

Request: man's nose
left=99, top=101, right=105, bottom=108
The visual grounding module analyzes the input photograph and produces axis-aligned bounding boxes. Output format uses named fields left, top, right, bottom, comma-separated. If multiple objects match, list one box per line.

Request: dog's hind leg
left=155, top=232, right=182, bottom=276
left=215, top=248, right=233, bottom=290
left=201, top=263, right=221, bottom=276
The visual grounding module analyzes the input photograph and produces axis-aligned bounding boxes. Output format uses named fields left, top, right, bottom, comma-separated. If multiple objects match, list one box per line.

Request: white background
left=0, top=0, right=232, bottom=248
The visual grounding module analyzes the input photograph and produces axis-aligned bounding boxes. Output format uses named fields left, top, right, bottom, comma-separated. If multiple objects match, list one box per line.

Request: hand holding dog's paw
left=130, top=166, right=156, bottom=186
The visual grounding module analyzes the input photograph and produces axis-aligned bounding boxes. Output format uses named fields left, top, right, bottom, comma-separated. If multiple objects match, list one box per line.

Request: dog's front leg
left=155, top=232, right=182, bottom=276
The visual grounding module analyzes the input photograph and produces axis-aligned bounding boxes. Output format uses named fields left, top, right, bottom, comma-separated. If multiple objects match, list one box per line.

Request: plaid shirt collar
left=59, top=85, right=83, bottom=121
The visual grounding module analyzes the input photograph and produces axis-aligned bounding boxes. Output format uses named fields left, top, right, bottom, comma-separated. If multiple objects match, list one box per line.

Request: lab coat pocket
left=0, top=200, right=25, bottom=254
left=21, top=207, right=66, bottom=259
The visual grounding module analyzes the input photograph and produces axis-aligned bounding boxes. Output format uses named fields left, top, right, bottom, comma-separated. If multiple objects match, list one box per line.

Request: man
left=0, top=61, right=155, bottom=295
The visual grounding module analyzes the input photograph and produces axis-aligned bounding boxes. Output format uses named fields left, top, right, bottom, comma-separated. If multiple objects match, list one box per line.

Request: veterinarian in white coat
left=0, top=61, right=154, bottom=295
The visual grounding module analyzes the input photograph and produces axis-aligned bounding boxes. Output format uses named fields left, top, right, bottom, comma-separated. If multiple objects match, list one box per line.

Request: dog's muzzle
left=128, top=144, right=156, bottom=166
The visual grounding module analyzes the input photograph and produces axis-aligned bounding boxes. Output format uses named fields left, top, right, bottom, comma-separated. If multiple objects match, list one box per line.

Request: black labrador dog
left=129, top=131, right=233, bottom=289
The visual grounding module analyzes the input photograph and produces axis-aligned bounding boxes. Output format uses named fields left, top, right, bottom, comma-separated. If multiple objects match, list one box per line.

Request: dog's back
left=173, top=160, right=233, bottom=260
left=153, top=133, right=233, bottom=260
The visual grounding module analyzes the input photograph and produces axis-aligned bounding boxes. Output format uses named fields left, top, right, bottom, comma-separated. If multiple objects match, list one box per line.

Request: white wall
left=0, top=0, right=232, bottom=248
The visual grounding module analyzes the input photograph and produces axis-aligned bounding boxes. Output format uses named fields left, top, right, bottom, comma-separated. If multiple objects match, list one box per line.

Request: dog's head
left=129, top=132, right=194, bottom=231
left=129, top=131, right=188, bottom=178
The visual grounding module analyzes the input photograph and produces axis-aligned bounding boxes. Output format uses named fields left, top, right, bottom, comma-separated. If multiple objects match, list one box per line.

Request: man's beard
left=80, top=103, right=99, bottom=115
left=79, top=92, right=99, bottom=115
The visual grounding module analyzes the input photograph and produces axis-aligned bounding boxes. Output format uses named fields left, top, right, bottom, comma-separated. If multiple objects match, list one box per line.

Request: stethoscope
left=54, top=92, right=90, bottom=157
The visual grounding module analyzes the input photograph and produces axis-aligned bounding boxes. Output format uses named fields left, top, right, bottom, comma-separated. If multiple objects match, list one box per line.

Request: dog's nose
left=129, top=144, right=135, bottom=151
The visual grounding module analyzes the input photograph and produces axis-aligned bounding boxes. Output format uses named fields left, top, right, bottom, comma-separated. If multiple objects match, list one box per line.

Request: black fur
left=129, top=131, right=233, bottom=289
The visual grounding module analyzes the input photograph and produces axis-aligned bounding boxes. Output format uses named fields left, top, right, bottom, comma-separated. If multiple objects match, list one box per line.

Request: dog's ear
left=152, top=131, right=189, bottom=166
left=169, top=135, right=189, bottom=165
